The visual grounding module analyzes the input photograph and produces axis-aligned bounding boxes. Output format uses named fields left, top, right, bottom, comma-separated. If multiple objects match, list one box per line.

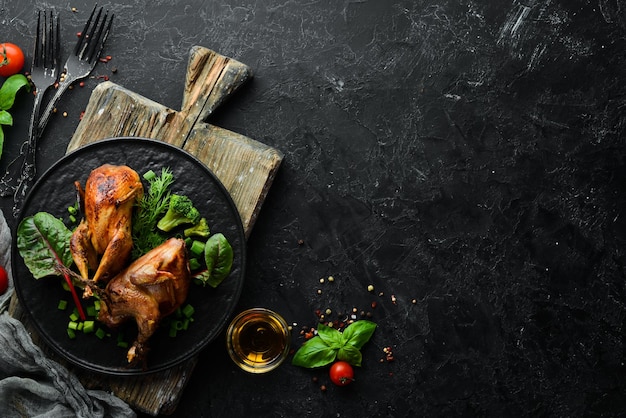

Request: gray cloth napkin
left=0, top=210, right=136, bottom=418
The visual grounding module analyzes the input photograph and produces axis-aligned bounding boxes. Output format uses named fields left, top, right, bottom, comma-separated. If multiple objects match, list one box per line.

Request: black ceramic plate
left=12, top=137, right=246, bottom=376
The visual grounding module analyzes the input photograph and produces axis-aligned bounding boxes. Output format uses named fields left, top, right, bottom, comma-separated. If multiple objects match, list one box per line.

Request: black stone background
left=2, top=0, right=626, bottom=417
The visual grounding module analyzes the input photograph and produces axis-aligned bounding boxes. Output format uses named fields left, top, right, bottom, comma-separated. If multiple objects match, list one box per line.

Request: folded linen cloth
left=0, top=210, right=136, bottom=418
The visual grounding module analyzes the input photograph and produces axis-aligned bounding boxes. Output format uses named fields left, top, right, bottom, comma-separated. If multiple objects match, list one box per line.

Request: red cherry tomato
left=0, top=43, right=25, bottom=77
left=0, top=265, right=8, bottom=295
left=329, top=361, right=354, bottom=386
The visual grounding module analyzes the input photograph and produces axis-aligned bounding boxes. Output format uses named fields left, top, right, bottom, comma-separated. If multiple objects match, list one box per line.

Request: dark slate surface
left=2, top=0, right=626, bottom=416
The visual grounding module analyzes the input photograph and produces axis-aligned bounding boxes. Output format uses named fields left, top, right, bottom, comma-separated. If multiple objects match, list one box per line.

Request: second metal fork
left=37, top=5, right=114, bottom=135
left=0, top=10, right=60, bottom=214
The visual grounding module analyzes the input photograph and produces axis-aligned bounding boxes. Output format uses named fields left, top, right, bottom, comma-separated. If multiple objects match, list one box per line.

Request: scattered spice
left=382, top=346, right=394, bottom=362
left=327, top=275, right=334, bottom=282
left=367, top=284, right=374, bottom=292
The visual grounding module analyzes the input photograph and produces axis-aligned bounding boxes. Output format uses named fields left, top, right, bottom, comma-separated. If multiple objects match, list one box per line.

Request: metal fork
left=0, top=11, right=60, bottom=211
left=37, top=5, right=114, bottom=135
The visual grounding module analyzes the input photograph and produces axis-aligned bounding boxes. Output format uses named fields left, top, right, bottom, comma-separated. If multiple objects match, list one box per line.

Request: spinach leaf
left=201, top=233, right=233, bottom=288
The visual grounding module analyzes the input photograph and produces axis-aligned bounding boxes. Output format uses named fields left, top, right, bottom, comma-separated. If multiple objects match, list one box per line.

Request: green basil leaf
left=0, top=109, right=12, bottom=126
left=203, top=233, right=233, bottom=288
left=0, top=74, right=30, bottom=111
left=316, top=322, right=342, bottom=349
left=337, top=344, right=363, bottom=366
left=17, top=212, right=73, bottom=279
left=291, top=336, right=337, bottom=368
left=341, top=320, right=377, bottom=349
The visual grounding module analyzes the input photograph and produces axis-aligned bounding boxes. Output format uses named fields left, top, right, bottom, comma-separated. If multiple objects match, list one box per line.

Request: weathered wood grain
left=12, top=46, right=283, bottom=415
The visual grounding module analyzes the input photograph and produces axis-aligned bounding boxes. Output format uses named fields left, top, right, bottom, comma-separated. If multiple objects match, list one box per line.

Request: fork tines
left=75, top=5, right=114, bottom=64
left=33, top=10, right=60, bottom=75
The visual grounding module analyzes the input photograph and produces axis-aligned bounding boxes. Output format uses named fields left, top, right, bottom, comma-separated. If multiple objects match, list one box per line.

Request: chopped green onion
left=188, top=258, right=201, bottom=271
left=83, top=321, right=95, bottom=333
left=57, top=300, right=68, bottom=310
left=143, top=169, right=156, bottom=181
left=86, top=305, right=98, bottom=317
left=68, top=321, right=79, bottom=330
left=182, top=304, right=195, bottom=319
left=190, top=240, right=205, bottom=256
left=61, top=281, right=71, bottom=292
left=67, top=205, right=78, bottom=215
left=69, top=311, right=80, bottom=322
left=67, top=328, right=76, bottom=339
left=95, top=328, right=107, bottom=339
left=94, top=300, right=101, bottom=311
left=69, top=215, right=77, bottom=223
left=116, top=332, right=129, bottom=347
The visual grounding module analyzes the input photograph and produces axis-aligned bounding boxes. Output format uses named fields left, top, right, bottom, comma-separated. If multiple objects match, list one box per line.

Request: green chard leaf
left=0, top=74, right=30, bottom=111
left=341, top=319, right=377, bottom=349
left=291, top=336, right=337, bottom=368
left=17, top=212, right=73, bottom=279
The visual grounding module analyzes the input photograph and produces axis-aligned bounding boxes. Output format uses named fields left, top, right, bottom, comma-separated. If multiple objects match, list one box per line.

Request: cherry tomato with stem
left=329, top=361, right=355, bottom=386
left=0, top=43, right=25, bottom=77
left=0, top=265, right=8, bottom=295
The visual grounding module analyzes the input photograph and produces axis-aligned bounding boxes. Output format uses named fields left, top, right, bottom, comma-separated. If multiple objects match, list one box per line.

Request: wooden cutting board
left=11, top=46, right=283, bottom=415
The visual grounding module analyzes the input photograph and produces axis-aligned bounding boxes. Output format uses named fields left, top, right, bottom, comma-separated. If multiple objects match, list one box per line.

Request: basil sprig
left=0, top=74, right=30, bottom=159
left=292, top=320, right=376, bottom=368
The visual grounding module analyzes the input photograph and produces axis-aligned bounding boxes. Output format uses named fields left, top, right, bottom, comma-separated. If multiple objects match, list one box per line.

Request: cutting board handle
left=180, top=46, right=252, bottom=123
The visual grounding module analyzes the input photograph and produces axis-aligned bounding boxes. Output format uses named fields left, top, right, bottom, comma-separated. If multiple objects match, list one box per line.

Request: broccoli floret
left=157, top=194, right=201, bottom=232
left=184, top=217, right=210, bottom=238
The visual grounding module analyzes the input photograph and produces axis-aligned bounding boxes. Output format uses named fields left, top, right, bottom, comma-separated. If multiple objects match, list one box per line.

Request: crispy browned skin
left=70, top=164, right=144, bottom=286
left=95, top=238, right=190, bottom=366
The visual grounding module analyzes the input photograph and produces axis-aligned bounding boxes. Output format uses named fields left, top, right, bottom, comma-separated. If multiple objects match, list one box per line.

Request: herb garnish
left=292, top=320, right=376, bottom=368
left=131, top=168, right=174, bottom=258
left=0, top=74, right=30, bottom=159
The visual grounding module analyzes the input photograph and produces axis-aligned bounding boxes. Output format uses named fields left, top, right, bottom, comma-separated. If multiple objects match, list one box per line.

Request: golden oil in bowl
left=226, top=308, right=290, bottom=373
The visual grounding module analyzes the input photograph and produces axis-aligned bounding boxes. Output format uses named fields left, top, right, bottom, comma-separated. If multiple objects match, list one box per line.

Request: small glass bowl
left=226, top=308, right=291, bottom=373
